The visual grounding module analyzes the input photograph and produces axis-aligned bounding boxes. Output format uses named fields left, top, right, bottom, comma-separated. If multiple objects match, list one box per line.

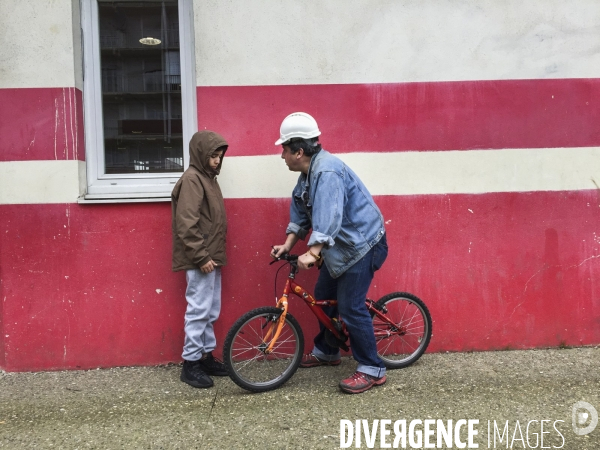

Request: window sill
left=78, top=193, right=171, bottom=204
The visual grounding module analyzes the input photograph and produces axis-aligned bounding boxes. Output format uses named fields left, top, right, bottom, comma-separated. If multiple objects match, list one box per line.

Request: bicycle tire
left=372, top=292, right=432, bottom=369
left=223, top=306, right=304, bottom=393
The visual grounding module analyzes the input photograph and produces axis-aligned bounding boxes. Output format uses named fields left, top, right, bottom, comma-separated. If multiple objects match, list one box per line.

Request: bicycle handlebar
left=279, top=253, right=299, bottom=262
left=270, top=253, right=316, bottom=269
left=269, top=253, right=299, bottom=265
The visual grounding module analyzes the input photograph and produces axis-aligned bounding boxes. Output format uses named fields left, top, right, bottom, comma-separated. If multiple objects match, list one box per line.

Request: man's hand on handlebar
left=271, top=241, right=324, bottom=270
left=270, top=244, right=290, bottom=259
left=297, top=252, right=318, bottom=270
left=269, top=249, right=314, bottom=270
left=271, top=233, right=300, bottom=260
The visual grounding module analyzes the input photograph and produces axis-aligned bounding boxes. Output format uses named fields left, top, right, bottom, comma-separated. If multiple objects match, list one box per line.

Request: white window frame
left=80, top=0, right=196, bottom=202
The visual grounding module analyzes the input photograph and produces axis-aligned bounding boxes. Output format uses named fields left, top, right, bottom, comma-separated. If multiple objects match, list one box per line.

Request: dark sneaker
left=198, top=352, right=228, bottom=376
left=339, top=371, right=386, bottom=394
left=180, top=360, right=213, bottom=388
left=299, top=352, right=341, bottom=368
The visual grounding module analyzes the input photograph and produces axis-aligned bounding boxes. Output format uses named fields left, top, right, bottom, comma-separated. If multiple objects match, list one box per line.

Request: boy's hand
left=200, top=260, right=218, bottom=273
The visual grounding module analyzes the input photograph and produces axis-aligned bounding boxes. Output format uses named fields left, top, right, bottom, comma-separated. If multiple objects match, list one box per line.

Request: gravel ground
left=0, top=347, right=599, bottom=449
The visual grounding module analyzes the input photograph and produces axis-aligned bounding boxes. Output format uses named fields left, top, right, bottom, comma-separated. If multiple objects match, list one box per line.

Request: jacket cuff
left=307, top=231, right=335, bottom=248
left=286, top=222, right=309, bottom=240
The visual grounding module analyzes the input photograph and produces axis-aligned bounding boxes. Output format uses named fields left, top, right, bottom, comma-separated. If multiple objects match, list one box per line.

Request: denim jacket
left=286, top=150, right=385, bottom=278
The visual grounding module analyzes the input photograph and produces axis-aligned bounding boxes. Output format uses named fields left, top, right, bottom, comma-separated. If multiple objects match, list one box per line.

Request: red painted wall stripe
left=0, top=88, right=84, bottom=162
left=2, top=190, right=600, bottom=371
left=3, top=80, right=597, bottom=162
left=197, top=79, right=600, bottom=157
left=0, top=300, right=4, bottom=369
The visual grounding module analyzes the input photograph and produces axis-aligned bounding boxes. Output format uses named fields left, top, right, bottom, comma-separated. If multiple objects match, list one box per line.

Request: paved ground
left=1, top=347, right=599, bottom=449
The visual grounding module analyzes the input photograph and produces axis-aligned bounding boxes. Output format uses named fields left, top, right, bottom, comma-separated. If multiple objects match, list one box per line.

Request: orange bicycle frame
left=264, top=278, right=345, bottom=353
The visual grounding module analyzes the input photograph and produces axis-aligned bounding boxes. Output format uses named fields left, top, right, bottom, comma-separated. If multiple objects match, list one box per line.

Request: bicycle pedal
left=332, top=318, right=347, bottom=338
left=332, top=317, right=342, bottom=329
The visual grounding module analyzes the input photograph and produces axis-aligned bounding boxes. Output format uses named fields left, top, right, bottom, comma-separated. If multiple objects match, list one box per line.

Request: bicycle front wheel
left=223, top=306, right=304, bottom=393
left=372, top=292, right=432, bottom=369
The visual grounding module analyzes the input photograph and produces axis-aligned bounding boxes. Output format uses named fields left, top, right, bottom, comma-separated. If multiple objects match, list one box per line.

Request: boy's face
left=208, top=149, right=224, bottom=171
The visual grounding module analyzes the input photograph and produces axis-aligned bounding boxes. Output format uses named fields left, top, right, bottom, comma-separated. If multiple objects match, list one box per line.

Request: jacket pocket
left=371, top=234, right=388, bottom=272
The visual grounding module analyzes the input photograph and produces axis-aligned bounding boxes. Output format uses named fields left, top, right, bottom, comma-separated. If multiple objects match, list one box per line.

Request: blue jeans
left=310, top=234, right=388, bottom=378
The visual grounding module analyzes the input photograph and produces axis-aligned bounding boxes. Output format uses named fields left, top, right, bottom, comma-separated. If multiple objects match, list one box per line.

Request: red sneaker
left=299, top=353, right=341, bottom=368
left=339, top=371, right=386, bottom=394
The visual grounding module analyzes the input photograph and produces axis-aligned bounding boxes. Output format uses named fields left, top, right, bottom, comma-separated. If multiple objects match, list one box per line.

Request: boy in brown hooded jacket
left=171, top=130, right=229, bottom=388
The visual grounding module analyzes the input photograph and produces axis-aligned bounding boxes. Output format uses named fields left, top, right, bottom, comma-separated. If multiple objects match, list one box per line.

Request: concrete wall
left=195, top=0, right=600, bottom=85
left=1, top=0, right=599, bottom=371
left=0, top=0, right=84, bottom=206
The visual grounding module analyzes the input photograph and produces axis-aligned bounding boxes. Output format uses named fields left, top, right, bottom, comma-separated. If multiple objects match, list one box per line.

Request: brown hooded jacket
left=171, top=131, right=228, bottom=271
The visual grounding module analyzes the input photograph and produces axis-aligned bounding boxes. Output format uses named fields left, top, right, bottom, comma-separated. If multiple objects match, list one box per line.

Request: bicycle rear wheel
left=223, top=306, right=304, bottom=393
left=372, top=292, right=432, bottom=369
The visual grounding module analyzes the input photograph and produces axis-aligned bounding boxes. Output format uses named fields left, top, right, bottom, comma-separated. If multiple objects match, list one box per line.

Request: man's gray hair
left=287, top=137, right=322, bottom=156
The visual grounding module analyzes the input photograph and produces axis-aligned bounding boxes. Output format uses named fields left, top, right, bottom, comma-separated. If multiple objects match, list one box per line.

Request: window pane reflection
left=99, top=1, right=183, bottom=174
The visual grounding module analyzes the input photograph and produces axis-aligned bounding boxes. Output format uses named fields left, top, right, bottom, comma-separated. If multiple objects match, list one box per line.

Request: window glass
left=98, top=1, right=183, bottom=174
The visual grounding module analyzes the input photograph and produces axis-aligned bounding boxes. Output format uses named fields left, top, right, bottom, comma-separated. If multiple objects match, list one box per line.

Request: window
left=81, top=0, right=196, bottom=201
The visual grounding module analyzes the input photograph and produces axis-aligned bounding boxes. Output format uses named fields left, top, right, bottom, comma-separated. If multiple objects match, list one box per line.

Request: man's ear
left=296, top=148, right=305, bottom=159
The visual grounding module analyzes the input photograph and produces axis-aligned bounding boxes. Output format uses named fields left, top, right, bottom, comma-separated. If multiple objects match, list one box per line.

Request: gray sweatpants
left=182, top=268, right=222, bottom=361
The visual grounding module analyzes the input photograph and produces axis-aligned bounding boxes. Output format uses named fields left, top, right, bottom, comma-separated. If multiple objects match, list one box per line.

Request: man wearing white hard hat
left=271, top=112, right=389, bottom=394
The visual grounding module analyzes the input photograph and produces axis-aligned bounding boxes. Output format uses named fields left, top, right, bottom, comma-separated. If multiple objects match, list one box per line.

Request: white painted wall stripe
left=219, top=147, right=600, bottom=199
left=3, top=1, right=598, bottom=89
left=3, top=148, right=600, bottom=204
left=0, top=161, right=84, bottom=205
left=0, top=0, right=79, bottom=89
left=196, top=0, right=600, bottom=86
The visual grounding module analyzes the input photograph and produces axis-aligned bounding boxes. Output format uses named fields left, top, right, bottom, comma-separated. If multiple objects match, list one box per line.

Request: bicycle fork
left=260, top=283, right=292, bottom=354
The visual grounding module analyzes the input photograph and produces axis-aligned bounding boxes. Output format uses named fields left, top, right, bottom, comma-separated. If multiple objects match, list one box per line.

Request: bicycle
left=223, top=254, right=432, bottom=393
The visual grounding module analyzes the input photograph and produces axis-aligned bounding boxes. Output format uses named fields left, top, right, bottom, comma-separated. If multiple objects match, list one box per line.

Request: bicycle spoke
left=234, top=352, right=265, bottom=372
left=402, top=310, right=421, bottom=329
left=372, top=295, right=431, bottom=366
left=244, top=321, right=266, bottom=341
left=268, top=332, right=295, bottom=349
left=225, top=308, right=303, bottom=390
left=231, top=345, right=264, bottom=360
left=233, top=333, right=261, bottom=351
left=232, top=327, right=296, bottom=363
left=378, top=335, right=396, bottom=355
left=402, top=324, right=425, bottom=335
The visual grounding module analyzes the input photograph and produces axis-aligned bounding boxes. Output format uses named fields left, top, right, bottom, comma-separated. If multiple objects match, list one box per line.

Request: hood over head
left=188, top=131, right=228, bottom=176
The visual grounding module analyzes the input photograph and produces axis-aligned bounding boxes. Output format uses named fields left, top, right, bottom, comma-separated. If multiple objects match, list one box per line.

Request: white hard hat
left=274, top=112, right=321, bottom=145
